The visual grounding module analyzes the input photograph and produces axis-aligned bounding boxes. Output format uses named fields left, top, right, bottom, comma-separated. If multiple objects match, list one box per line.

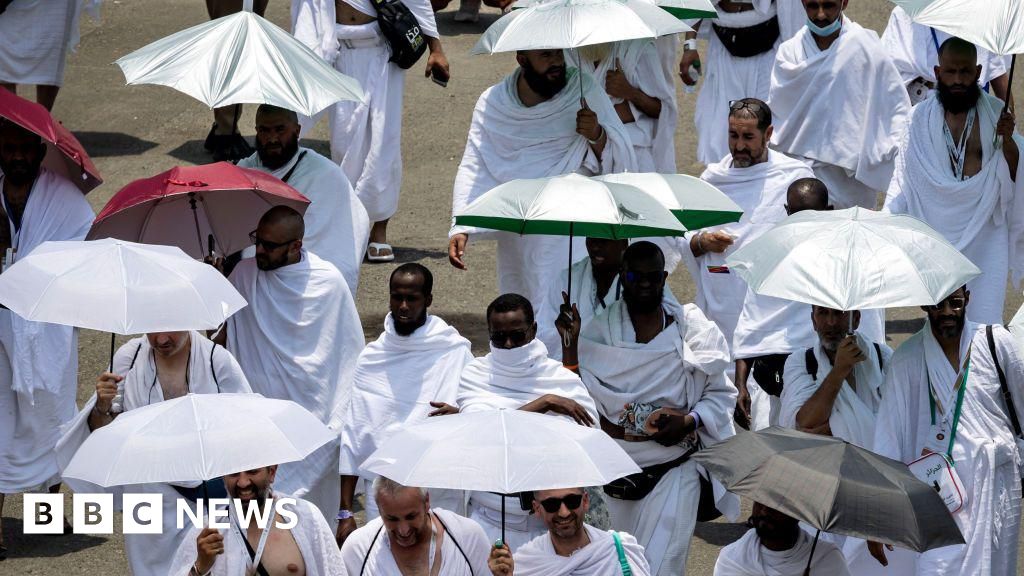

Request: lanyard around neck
left=928, top=347, right=972, bottom=462
left=231, top=500, right=275, bottom=572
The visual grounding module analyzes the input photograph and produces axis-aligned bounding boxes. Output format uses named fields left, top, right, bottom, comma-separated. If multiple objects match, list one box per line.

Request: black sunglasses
left=622, top=270, right=665, bottom=285
left=538, top=493, right=584, bottom=514
left=489, top=329, right=531, bottom=347
left=249, top=229, right=296, bottom=251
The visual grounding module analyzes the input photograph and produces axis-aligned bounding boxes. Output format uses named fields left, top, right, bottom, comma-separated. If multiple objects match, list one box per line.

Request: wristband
left=695, top=231, right=706, bottom=254
left=562, top=363, right=579, bottom=371
left=192, top=563, right=212, bottom=576
left=587, top=126, right=605, bottom=145
left=337, top=509, right=354, bottom=520
left=683, top=39, right=698, bottom=51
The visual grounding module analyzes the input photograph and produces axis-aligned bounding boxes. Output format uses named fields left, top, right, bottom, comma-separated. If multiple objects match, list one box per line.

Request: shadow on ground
left=0, top=516, right=109, bottom=559
left=73, top=132, right=158, bottom=158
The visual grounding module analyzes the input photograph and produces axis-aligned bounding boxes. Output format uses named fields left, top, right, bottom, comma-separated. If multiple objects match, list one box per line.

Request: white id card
left=908, top=452, right=966, bottom=514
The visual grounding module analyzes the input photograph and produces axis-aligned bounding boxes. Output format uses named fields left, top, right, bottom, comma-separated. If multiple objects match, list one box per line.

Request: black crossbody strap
left=805, top=348, right=817, bottom=381
left=873, top=342, right=883, bottom=372
left=988, top=325, right=1022, bottom=437
left=280, top=151, right=307, bottom=184
left=434, top=512, right=474, bottom=576
left=359, top=526, right=385, bottom=576
left=209, top=342, right=221, bottom=392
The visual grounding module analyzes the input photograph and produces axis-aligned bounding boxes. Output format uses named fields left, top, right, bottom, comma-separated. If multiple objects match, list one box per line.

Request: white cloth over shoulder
left=874, top=321, right=1024, bottom=575
left=238, top=147, right=369, bottom=296
left=457, top=338, right=598, bottom=422
left=572, top=39, right=677, bottom=173
left=885, top=92, right=1024, bottom=325
left=515, top=525, right=651, bottom=576
left=170, top=496, right=345, bottom=576
left=341, top=508, right=491, bottom=575
left=769, top=18, right=911, bottom=199
left=689, top=150, right=813, bottom=346
left=882, top=6, right=1007, bottom=89
left=0, top=0, right=98, bottom=85
left=55, top=332, right=251, bottom=576
left=0, top=168, right=92, bottom=493
left=713, top=528, right=851, bottom=576
left=228, top=251, right=364, bottom=521
left=450, top=67, right=637, bottom=314
left=779, top=332, right=891, bottom=448
left=292, top=0, right=437, bottom=51
left=537, top=258, right=620, bottom=362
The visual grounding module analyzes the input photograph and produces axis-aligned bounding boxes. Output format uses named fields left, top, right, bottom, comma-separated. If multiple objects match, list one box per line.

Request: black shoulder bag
left=369, top=0, right=427, bottom=69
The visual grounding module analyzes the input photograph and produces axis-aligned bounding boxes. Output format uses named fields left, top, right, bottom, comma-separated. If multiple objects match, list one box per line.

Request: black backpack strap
left=359, top=525, right=385, bottom=576
left=209, top=342, right=221, bottom=393
left=805, top=348, right=818, bottom=381
left=127, top=343, right=143, bottom=371
left=988, top=325, right=1022, bottom=437
left=873, top=342, right=883, bottom=372
left=434, top=512, right=474, bottom=576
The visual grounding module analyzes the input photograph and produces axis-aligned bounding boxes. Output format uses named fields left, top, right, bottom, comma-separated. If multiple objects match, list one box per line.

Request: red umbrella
left=0, top=89, right=102, bottom=194
left=88, top=162, right=310, bottom=259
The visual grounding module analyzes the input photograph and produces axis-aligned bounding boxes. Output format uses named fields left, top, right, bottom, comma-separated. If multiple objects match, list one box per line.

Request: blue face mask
left=806, top=12, right=842, bottom=37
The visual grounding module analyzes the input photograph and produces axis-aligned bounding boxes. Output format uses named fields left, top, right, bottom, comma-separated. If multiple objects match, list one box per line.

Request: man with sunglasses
left=573, top=242, right=738, bottom=576
left=488, top=487, right=651, bottom=575
left=237, top=105, right=369, bottom=296
left=455, top=293, right=598, bottom=551
left=222, top=205, right=365, bottom=526
left=872, top=286, right=1024, bottom=574
left=768, top=0, right=910, bottom=210
left=336, top=264, right=472, bottom=547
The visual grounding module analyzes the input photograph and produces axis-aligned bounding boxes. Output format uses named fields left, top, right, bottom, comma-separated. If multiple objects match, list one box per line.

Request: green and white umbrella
left=454, top=173, right=686, bottom=299
left=512, top=0, right=717, bottom=19
left=595, top=172, right=742, bottom=230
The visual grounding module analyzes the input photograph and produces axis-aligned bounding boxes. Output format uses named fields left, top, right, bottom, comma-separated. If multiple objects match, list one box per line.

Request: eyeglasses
left=924, top=296, right=967, bottom=312
left=622, top=270, right=665, bottom=285
left=729, top=100, right=766, bottom=115
left=489, top=329, right=531, bottom=347
left=538, top=493, right=583, bottom=514
left=249, top=230, right=296, bottom=251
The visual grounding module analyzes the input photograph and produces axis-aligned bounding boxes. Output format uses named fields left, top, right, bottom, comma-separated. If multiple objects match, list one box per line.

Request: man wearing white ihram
left=56, top=331, right=251, bottom=576
left=223, top=205, right=365, bottom=525
left=767, top=0, right=910, bottom=210
left=884, top=38, right=1024, bottom=326
left=448, top=49, right=636, bottom=317
left=291, top=0, right=450, bottom=263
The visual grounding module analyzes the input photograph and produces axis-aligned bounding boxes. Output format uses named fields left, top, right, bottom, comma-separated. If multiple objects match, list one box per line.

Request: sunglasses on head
left=729, top=100, right=766, bottom=115
left=249, top=229, right=295, bottom=251
left=623, top=270, right=664, bottom=285
left=924, top=296, right=966, bottom=312
left=538, top=493, right=583, bottom=514
left=489, top=329, right=530, bottom=347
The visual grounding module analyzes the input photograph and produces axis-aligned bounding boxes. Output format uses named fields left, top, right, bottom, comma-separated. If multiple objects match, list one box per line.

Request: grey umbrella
left=693, top=426, right=963, bottom=571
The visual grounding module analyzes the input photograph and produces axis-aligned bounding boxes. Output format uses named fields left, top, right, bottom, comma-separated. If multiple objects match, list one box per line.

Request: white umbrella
left=512, top=0, right=717, bottom=19
left=472, top=0, right=692, bottom=55
left=725, top=207, right=981, bottom=312
left=594, top=172, right=743, bottom=230
left=888, top=0, right=1024, bottom=56
left=362, top=409, right=641, bottom=540
left=62, top=394, right=336, bottom=487
left=0, top=238, right=246, bottom=365
left=115, top=6, right=364, bottom=116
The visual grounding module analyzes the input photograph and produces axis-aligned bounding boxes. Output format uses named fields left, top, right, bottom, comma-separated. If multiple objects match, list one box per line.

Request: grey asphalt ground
left=1, top=0, right=1023, bottom=574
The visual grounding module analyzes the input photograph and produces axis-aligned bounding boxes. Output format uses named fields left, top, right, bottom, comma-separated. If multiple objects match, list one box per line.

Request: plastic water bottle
left=683, top=63, right=701, bottom=94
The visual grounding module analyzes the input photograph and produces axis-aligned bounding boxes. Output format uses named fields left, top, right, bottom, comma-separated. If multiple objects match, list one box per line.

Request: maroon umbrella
left=88, top=162, right=310, bottom=259
left=0, top=89, right=102, bottom=193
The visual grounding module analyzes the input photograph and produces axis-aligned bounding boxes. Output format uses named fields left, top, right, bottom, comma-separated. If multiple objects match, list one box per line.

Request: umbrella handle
left=243, top=0, right=254, bottom=11
left=803, top=529, right=820, bottom=576
left=501, top=495, right=506, bottom=544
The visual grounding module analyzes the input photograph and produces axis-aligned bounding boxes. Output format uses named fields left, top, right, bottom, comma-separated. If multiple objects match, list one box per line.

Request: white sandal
left=366, top=242, right=396, bottom=263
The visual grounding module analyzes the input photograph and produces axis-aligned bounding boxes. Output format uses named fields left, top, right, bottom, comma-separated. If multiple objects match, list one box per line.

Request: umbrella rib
left=190, top=397, right=210, bottom=481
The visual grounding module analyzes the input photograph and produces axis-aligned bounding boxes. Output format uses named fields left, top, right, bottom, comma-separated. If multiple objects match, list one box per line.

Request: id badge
left=923, top=421, right=951, bottom=456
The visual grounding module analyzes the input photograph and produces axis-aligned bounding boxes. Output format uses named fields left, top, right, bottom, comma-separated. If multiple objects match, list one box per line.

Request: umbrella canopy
left=1009, top=301, right=1024, bottom=353
left=454, top=173, right=688, bottom=239
left=361, top=409, right=640, bottom=493
left=888, top=0, right=1024, bottom=55
left=692, top=427, right=964, bottom=552
left=725, top=207, right=981, bottom=311
left=115, top=11, right=364, bottom=117
left=0, top=89, right=102, bottom=194
left=88, top=162, right=310, bottom=259
left=512, top=0, right=717, bottom=19
left=472, top=0, right=692, bottom=54
left=0, top=238, right=246, bottom=335
left=595, top=172, right=743, bottom=230
left=62, top=393, right=336, bottom=486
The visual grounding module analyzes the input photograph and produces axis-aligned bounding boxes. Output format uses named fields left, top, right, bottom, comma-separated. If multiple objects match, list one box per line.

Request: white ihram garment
left=227, top=251, right=364, bottom=522
left=885, top=92, right=1024, bottom=325
left=713, top=528, right=851, bottom=576
left=0, top=0, right=98, bottom=85
left=450, top=68, right=637, bottom=316
left=515, top=524, right=652, bottom=576
left=768, top=18, right=911, bottom=209
left=874, top=321, right=1024, bottom=575
left=0, top=168, right=92, bottom=493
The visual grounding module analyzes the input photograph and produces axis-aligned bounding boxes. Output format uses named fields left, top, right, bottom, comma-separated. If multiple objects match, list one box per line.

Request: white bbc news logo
left=24, top=494, right=299, bottom=534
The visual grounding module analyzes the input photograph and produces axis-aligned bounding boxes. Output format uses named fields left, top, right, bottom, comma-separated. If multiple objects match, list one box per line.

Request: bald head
left=0, top=120, right=46, bottom=186
left=259, top=205, right=305, bottom=238
left=255, top=104, right=299, bottom=126
left=937, top=37, right=977, bottom=62
left=254, top=206, right=304, bottom=270
left=785, top=178, right=832, bottom=215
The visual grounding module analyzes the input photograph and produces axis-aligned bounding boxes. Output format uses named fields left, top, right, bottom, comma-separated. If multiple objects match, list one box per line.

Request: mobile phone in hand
left=431, top=66, right=450, bottom=88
